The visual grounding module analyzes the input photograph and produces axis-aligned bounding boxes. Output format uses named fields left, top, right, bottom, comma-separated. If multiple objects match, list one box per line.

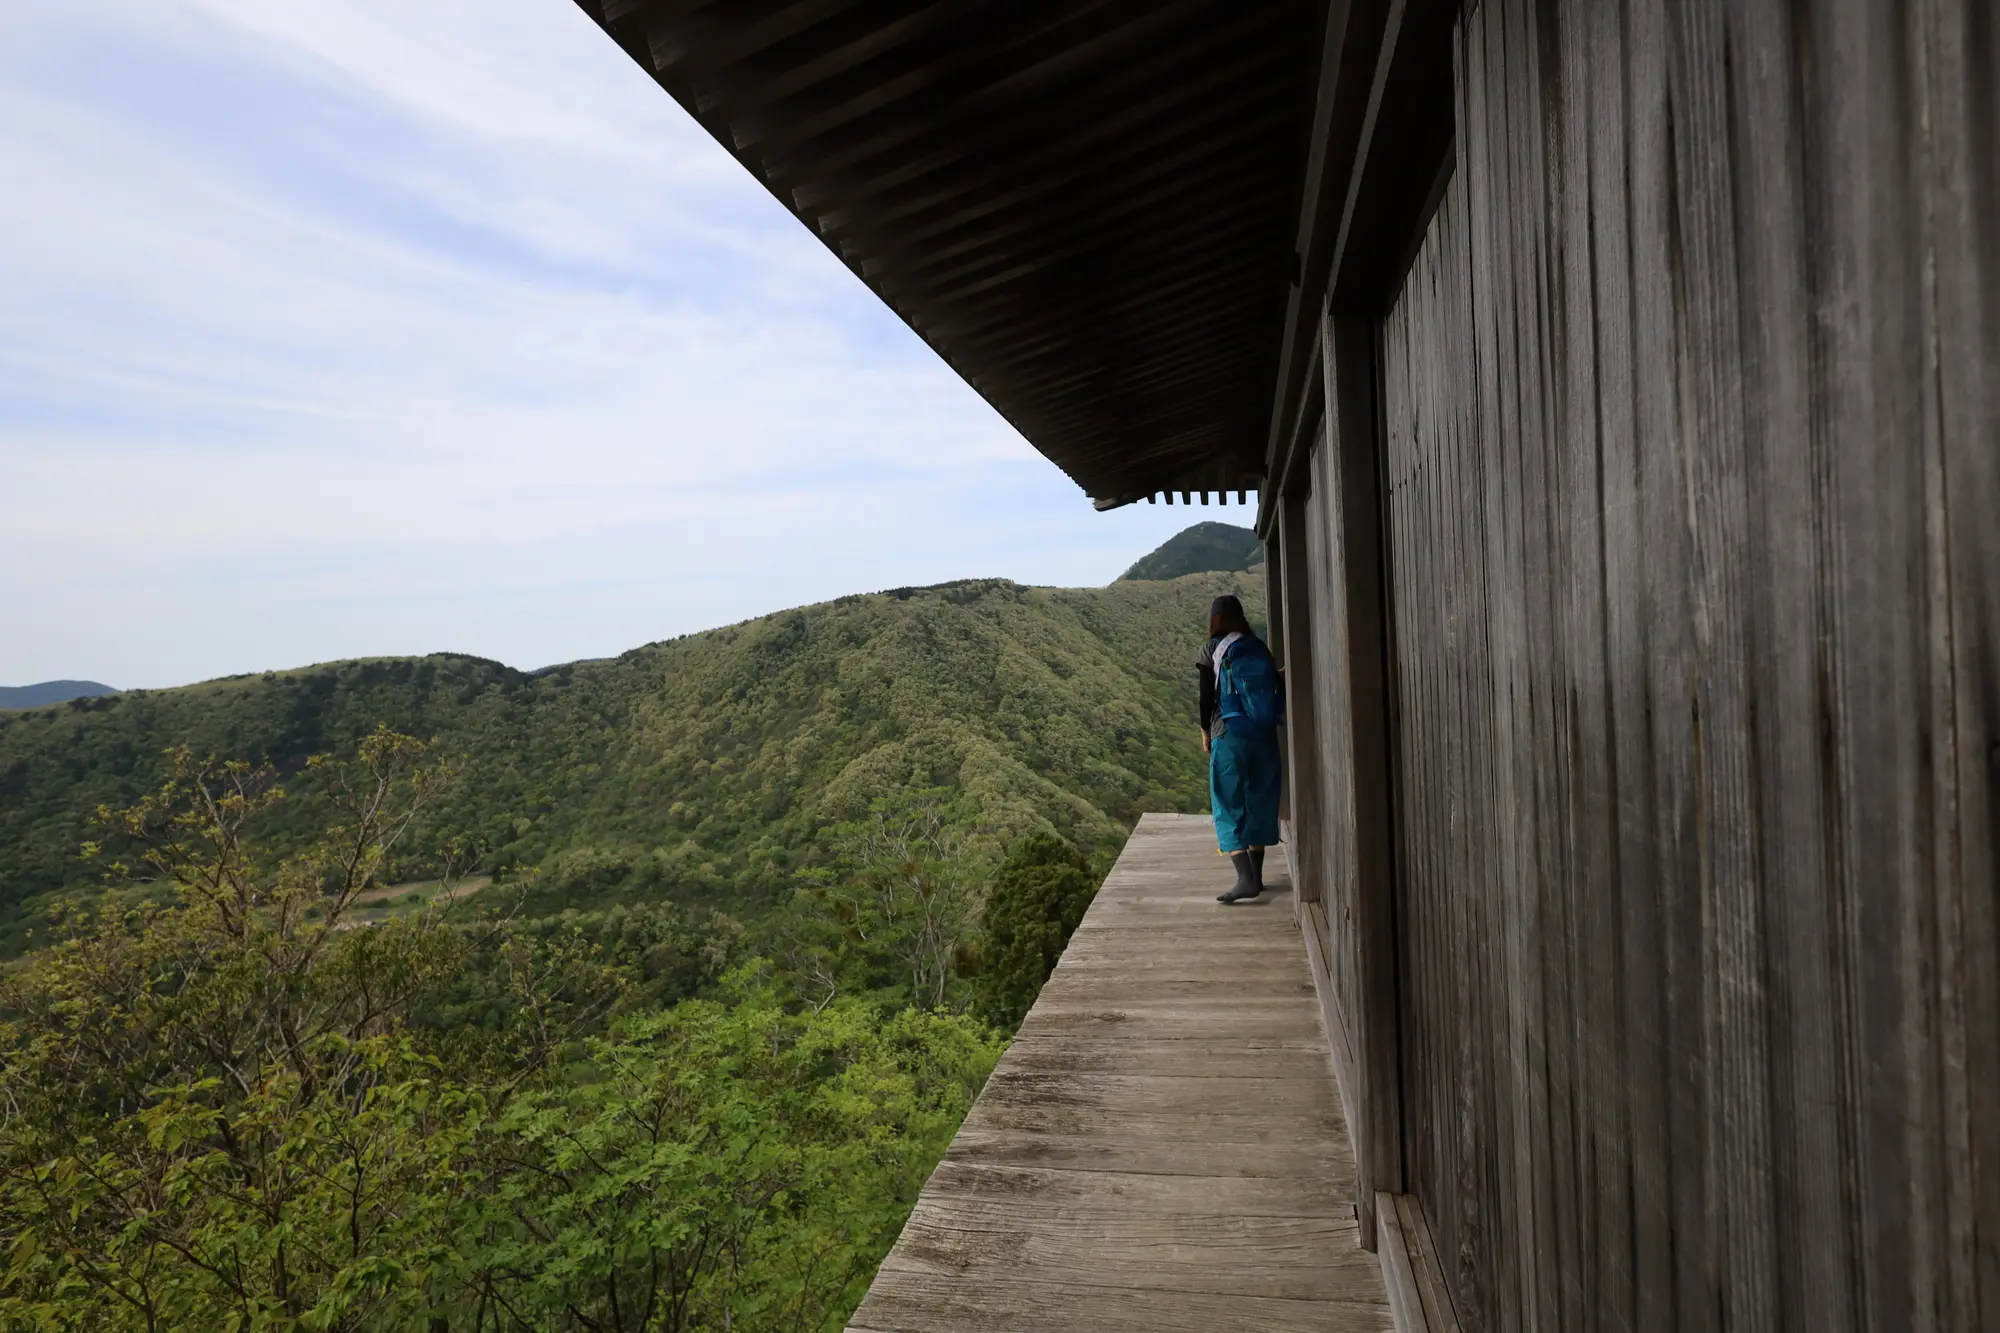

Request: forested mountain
left=0, top=680, right=118, bottom=710
left=0, top=554, right=1262, bottom=1328
left=1118, top=520, right=1265, bottom=582
left=0, top=569, right=1260, bottom=949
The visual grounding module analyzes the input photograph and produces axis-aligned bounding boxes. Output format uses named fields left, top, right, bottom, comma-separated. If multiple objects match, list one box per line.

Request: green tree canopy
left=974, top=833, right=1097, bottom=1029
left=0, top=736, right=1004, bottom=1333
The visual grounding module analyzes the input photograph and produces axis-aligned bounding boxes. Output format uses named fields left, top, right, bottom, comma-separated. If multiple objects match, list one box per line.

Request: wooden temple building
left=574, top=1, right=1998, bottom=1329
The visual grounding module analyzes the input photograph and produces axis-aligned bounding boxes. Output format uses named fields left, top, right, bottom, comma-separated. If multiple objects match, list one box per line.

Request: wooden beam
left=1375, top=1192, right=1464, bottom=1332
left=843, top=117, right=1283, bottom=286
left=1264, top=0, right=1459, bottom=525
left=1324, top=310, right=1406, bottom=1220
left=777, top=4, right=1273, bottom=209
left=714, top=0, right=1240, bottom=160
left=646, top=0, right=921, bottom=86
left=1263, top=336, right=1328, bottom=537
left=597, top=0, right=706, bottom=26
left=788, top=50, right=1274, bottom=218
left=1259, top=0, right=1398, bottom=522
left=576, top=0, right=1326, bottom=513
left=1278, top=486, right=1324, bottom=904
left=1323, top=0, right=1456, bottom=313
left=1325, top=0, right=1411, bottom=297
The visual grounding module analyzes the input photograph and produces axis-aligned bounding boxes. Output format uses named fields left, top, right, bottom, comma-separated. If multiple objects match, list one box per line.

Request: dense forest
left=0, top=553, right=1263, bottom=1330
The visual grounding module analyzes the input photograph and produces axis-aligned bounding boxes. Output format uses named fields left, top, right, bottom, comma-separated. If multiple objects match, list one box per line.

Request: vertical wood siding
left=1316, top=0, right=2000, bottom=1329
left=1293, top=312, right=1413, bottom=1246
left=1300, top=425, right=1365, bottom=1142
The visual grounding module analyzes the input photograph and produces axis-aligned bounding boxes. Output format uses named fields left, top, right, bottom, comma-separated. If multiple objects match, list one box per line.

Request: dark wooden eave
left=574, top=0, right=1326, bottom=508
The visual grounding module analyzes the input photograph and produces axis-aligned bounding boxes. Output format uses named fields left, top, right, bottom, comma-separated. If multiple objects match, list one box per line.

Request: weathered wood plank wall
left=1283, top=312, right=1410, bottom=1248
left=1292, top=0, right=1999, bottom=1329
left=1381, top=160, right=1502, bottom=1328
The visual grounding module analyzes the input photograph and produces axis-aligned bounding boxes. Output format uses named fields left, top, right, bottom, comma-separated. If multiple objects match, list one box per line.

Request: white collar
left=1212, top=631, right=1244, bottom=674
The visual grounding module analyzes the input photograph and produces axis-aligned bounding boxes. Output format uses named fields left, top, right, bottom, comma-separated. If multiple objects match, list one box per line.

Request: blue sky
left=0, top=0, right=1240, bottom=690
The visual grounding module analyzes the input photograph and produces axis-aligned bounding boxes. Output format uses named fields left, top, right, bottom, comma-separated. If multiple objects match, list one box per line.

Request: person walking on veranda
left=1199, top=594, right=1284, bottom=904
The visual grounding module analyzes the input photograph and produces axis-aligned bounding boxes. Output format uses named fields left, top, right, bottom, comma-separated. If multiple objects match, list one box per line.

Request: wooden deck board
left=848, top=813, right=1391, bottom=1332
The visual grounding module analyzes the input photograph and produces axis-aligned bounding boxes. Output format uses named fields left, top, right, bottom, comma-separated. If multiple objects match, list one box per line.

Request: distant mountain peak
left=0, top=681, right=119, bottom=712
left=1118, top=522, right=1265, bottom=583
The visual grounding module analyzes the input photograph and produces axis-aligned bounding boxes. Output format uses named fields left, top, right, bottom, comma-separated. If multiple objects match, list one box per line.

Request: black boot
left=1218, top=851, right=1261, bottom=903
left=1250, top=847, right=1266, bottom=893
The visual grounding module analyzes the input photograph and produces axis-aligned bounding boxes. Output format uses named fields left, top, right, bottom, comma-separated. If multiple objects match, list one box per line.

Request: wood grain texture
left=1377, top=1191, right=1464, bottom=1333
left=1279, top=486, right=1327, bottom=905
left=1303, top=1, right=2000, bottom=1328
left=1294, top=306, right=1411, bottom=1254
left=846, top=814, right=1390, bottom=1332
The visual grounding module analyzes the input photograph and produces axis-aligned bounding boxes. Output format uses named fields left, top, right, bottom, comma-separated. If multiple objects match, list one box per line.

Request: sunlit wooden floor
left=847, top=813, right=1392, bottom=1333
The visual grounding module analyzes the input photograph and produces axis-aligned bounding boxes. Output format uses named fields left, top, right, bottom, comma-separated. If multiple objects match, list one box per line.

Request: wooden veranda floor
left=848, top=813, right=1392, bottom=1332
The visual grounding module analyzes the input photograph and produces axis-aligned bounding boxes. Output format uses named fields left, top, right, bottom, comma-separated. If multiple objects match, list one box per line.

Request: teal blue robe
left=1210, top=724, right=1282, bottom=852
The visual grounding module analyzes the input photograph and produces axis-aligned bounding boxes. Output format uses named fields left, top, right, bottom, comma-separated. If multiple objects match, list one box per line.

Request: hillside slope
left=0, top=572, right=1259, bottom=943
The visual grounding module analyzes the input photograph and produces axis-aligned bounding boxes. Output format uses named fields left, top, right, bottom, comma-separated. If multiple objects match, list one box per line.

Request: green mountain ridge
left=0, top=569, right=1261, bottom=948
left=0, top=541, right=1267, bottom=1328
left=0, top=681, right=119, bottom=711
left=1118, top=520, right=1264, bottom=582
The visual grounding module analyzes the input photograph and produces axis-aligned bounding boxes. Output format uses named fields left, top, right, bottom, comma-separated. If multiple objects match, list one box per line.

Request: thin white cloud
left=0, top=0, right=1216, bottom=689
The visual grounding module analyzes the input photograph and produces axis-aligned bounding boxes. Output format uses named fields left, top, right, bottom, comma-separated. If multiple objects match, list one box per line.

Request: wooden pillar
left=1323, top=309, right=1407, bottom=1231
left=1264, top=522, right=1291, bottom=826
left=1278, top=486, right=1322, bottom=905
